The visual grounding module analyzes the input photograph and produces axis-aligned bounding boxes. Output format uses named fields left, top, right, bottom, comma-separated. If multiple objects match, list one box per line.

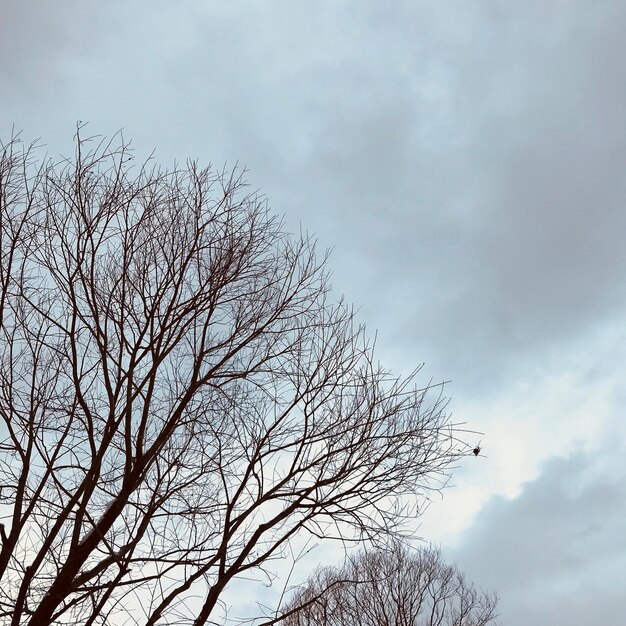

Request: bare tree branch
left=0, top=129, right=474, bottom=625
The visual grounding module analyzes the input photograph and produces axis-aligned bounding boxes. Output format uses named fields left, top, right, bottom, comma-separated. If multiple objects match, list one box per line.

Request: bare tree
left=280, top=543, right=498, bottom=626
left=0, top=129, right=468, bottom=626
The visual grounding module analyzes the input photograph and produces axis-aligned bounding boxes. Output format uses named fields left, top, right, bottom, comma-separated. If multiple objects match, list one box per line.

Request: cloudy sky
left=2, top=1, right=625, bottom=624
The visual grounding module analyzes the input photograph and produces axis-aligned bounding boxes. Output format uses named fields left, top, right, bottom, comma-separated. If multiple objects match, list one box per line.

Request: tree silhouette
left=280, top=542, right=498, bottom=626
left=0, top=129, right=468, bottom=625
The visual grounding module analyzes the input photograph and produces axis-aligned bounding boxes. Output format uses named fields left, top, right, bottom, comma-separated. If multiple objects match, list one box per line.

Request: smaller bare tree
left=279, top=542, right=498, bottom=626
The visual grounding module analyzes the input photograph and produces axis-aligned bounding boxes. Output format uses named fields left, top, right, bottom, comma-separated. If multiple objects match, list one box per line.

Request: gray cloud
left=450, top=447, right=626, bottom=626
left=273, top=1, right=626, bottom=392
left=0, top=1, right=111, bottom=132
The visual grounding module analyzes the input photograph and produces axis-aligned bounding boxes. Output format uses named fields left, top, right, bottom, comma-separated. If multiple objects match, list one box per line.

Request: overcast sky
left=2, top=2, right=625, bottom=624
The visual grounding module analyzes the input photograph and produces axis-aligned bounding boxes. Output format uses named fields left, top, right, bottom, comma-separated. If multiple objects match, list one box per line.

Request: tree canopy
left=0, top=130, right=467, bottom=625
left=281, top=543, right=498, bottom=626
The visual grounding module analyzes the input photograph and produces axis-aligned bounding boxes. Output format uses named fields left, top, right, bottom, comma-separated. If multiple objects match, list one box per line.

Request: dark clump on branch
left=0, top=129, right=471, bottom=626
